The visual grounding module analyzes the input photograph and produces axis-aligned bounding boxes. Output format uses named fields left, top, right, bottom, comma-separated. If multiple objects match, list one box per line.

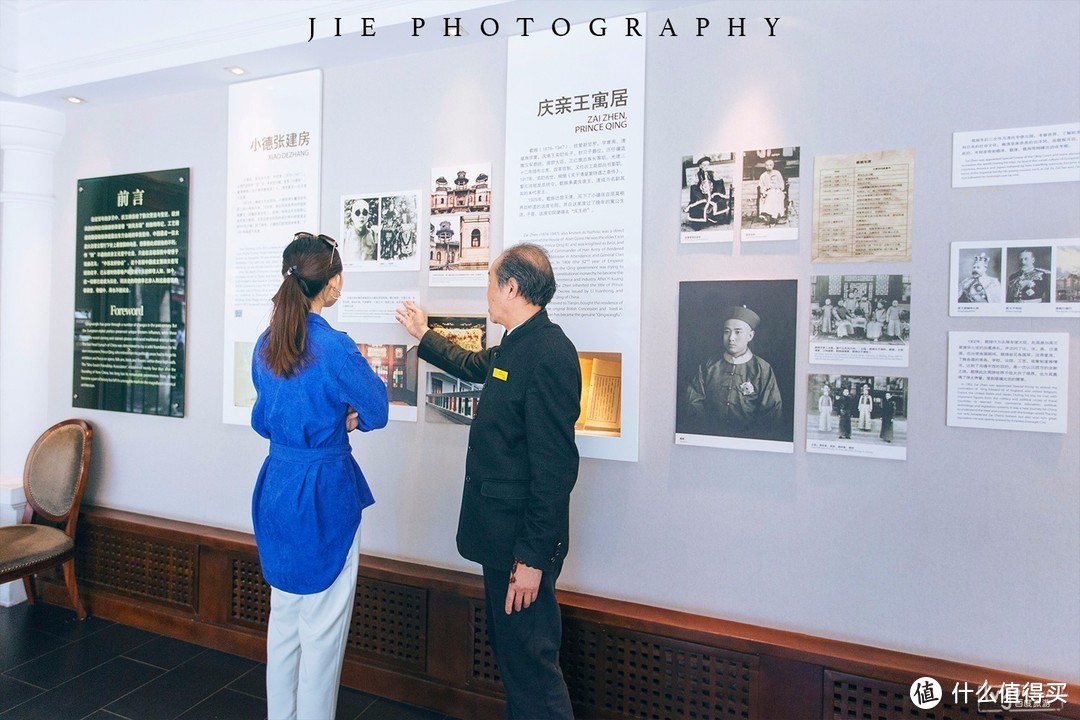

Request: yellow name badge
left=492, top=368, right=509, bottom=381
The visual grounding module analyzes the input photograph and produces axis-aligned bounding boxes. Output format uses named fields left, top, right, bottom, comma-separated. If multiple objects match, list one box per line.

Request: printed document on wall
left=953, top=123, right=1080, bottom=188
left=222, top=70, right=322, bottom=425
left=504, top=15, right=646, bottom=461
left=947, top=332, right=1069, bottom=434
left=812, top=149, right=914, bottom=263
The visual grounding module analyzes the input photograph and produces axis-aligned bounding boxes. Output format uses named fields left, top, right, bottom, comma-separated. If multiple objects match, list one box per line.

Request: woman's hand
left=345, top=406, right=359, bottom=432
left=395, top=300, right=429, bottom=340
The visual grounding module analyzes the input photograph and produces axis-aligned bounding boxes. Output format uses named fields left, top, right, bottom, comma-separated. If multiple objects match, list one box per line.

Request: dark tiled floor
left=0, top=603, right=455, bottom=720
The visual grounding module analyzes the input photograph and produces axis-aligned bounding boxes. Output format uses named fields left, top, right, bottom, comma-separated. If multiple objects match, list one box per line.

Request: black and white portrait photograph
left=680, top=153, right=735, bottom=244
left=809, top=274, right=910, bottom=367
left=1005, top=245, right=1053, bottom=304
left=675, top=279, right=797, bottom=453
left=955, top=247, right=1003, bottom=304
left=341, top=195, right=379, bottom=265
left=340, top=192, right=420, bottom=271
left=951, top=239, right=1079, bottom=317
left=806, top=374, right=908, bottom=460
left=741, top=147, right=800, bottom=242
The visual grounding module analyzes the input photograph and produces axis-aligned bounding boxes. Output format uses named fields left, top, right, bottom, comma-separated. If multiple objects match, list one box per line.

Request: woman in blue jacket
left=251, top=232, right=388, bottom=719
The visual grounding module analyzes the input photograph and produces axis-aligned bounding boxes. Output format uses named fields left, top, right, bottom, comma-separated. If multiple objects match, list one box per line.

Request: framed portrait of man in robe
left=675, top=279, right=797, bottom=453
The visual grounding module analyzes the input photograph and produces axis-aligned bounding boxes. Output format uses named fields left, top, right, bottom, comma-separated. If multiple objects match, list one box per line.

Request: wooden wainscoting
left=37, top=507, right=1078, bottom=720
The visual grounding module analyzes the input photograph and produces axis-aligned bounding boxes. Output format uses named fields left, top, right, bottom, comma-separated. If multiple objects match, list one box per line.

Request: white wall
left=46, top=1, right=1080, bottom=683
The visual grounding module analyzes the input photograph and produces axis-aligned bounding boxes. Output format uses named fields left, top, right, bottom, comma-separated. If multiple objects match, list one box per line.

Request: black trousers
left=482, top=565, right=574, bottom=720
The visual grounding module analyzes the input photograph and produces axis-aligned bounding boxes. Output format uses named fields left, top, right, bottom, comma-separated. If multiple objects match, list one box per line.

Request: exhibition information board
left=73, top=168, right=189, bottom=417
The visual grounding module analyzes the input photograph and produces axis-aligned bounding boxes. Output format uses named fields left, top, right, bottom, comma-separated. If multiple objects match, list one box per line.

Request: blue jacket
left=251, top=312, right=388, bottom=593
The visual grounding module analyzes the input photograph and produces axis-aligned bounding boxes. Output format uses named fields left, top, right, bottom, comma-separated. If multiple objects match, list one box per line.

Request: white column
left=0, top=482, right=27, bottom=605
left=0, top=101, right=65, bottom=606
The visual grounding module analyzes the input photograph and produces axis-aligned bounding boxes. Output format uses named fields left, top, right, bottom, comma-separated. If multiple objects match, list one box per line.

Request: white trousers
left=266, top=527, right=360, bottom=720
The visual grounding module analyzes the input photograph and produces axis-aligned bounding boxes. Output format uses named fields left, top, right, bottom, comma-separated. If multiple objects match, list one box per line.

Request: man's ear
left=505, top=277, right=519, bottom=297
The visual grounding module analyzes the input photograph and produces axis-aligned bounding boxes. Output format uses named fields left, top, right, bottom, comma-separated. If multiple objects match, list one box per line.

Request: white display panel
left=222, top=70, right=323, bottom=425
left=504, top=14, right=647, bottom=462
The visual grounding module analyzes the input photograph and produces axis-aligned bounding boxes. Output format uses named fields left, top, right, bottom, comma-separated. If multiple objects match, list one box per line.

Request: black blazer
left=419, top=309, right=581, bottom=572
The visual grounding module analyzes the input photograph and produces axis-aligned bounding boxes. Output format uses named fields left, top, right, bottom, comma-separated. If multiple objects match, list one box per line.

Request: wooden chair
left=0, top=419, right=93, bottom=619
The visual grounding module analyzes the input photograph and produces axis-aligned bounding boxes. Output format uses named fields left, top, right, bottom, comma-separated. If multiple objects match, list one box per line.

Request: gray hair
left=494, top=243, right=556, bottom=307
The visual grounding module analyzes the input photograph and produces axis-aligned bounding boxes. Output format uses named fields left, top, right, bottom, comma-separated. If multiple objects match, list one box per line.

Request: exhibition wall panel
left=45, top=0, right=1079, bottom=684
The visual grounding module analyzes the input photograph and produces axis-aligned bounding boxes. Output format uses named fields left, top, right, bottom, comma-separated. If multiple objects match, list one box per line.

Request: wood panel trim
left=35, top=506, right=1078, bottom=720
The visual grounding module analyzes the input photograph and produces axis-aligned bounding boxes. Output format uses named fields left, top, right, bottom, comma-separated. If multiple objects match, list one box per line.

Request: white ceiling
left=0, top=0, right=699, bottom=109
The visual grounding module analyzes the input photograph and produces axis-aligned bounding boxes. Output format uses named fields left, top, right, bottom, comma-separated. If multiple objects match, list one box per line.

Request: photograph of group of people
left=339, top=192, right=420, bottom=270
left=811, top=276, right=909, bottom=343
left=809, top=274, right=911, bottom=367
left=806, top=374, right=908, bottom=459
left=949, top=239, right=1080, bottom=317
left=806, top=274, right=909, bottom=450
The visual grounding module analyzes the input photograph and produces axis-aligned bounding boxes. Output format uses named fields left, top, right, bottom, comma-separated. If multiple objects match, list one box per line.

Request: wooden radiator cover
left=35, top=507, right=1077, bottom=720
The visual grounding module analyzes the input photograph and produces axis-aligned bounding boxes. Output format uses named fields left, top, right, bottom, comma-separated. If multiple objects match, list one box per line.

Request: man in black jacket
left=837, top=386, right=854, bottom=439
left=397, top=243, right=580, bottom=719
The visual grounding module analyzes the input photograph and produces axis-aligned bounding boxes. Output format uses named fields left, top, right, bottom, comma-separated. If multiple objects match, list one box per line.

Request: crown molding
left=3, top=0, right=510, bottom=98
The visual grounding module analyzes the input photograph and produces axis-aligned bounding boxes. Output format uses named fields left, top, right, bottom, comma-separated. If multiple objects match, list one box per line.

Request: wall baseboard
left=36, top=506, right=1077, bottom=720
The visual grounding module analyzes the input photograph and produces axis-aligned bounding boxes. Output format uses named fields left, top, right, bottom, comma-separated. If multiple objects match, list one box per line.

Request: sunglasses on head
left=294, top=231, right=337, bottom=249
left=294, top=232, right=339, bottom=268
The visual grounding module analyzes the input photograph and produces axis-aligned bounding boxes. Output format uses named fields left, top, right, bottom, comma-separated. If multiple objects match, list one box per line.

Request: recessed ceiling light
left=225, top=66, right=247, bottom=76
left=64, top=96, right=86, bottom=104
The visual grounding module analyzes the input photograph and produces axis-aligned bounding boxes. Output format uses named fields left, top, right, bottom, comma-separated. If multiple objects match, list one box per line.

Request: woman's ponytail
left=260, top=234, right=342, bottom=377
